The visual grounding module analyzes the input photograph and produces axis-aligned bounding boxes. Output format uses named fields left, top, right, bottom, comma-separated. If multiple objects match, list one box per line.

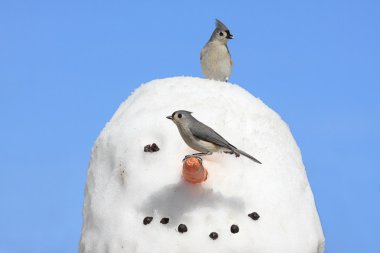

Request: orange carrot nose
left=182, top=156, right=208, bottom=184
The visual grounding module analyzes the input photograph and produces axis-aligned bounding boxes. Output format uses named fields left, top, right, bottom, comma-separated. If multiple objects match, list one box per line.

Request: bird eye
left=178, top=113, right=182, bottom=118
left=219, top=32, right=224, bottom=36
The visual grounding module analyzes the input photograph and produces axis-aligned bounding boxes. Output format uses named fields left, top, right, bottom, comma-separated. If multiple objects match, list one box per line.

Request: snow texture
left=79, top=77, right=325, bottom=253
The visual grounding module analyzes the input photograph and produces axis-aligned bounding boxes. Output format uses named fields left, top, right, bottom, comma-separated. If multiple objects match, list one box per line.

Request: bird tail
left=235, top=148, right=262, bottom=164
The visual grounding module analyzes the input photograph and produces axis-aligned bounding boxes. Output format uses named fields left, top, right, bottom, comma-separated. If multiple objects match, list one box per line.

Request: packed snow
left=79, top=77, right=325, bottom=253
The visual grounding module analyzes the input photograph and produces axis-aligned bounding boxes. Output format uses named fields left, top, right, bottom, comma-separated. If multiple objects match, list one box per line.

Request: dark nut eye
left=178, top=113, right=182, bottom=118
left=219, top=32, right=224, bottom=36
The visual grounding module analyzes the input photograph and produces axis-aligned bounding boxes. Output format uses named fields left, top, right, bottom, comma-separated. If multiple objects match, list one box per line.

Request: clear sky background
left=0, top=1, right=379, bottom=252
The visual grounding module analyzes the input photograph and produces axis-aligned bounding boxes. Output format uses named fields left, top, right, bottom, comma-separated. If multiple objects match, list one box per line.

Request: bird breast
left=201, top=43, right=232, bottom=81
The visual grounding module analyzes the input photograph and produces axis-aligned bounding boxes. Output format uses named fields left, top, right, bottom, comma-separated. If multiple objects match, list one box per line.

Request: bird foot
left=183, top=155, right=203, bottom=163
left=224, top=151, right=240, bottom=157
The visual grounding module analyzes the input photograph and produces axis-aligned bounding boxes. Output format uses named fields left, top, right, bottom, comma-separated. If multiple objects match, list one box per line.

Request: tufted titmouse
left=166, top=110, right=261, bottom=164
left=200, top=19, right=234, bottom=82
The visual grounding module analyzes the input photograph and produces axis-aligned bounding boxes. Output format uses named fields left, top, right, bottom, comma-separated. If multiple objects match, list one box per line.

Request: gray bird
left=201, top=19, right=234, bottom=82
left=166, top=110, right=261, bottom=164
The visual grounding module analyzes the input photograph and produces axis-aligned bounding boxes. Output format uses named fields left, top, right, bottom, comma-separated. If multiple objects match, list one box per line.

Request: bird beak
left=166, top=116, right=173, bottom=120
left=227, top=34, right=234, bottom=39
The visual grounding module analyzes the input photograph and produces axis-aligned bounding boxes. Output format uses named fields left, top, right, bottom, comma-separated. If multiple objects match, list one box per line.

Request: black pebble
left=144, top=145, right=151, bottom=152
left=209, top=232, right=218, bottom=240
left=178, top=224, right=188, bottom=233
left=151, top=143, right=160, bottom=152
left=143, top=216, right=153, bottom=225
left=248, top=212, right=260, bottom=220
left=160, top=217, right=169, bottom=224
left=230, top=224, right=239, bottom=234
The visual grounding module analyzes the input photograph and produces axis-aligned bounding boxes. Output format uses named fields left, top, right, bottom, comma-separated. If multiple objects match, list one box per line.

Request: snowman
left=79, top=77, right=324, bottom=253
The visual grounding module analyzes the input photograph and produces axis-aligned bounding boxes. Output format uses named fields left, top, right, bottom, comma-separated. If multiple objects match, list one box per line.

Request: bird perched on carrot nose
left=201, top=19, right=234, bottom=82
left=167, top=110, right=261, bottom=164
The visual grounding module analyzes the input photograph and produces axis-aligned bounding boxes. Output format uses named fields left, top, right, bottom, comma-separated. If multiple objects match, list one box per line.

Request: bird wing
left=189, top=120, right=236, bottom=149
left=226, top=46, right=232, bottom=65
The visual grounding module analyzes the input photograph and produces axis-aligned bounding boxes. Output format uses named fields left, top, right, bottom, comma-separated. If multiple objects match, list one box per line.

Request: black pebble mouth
left=178, top=224, right=188, bottom=233
left=143, top=212, right=260, bottom=237
left=160, top=217, right=169, bottom=224
left=230, top=224, right=239, bottom=234
left=209, top=232, right=218, bottom=240
left=143, top=216, right=153, bottom=225
left=248, top=212, right=260, bottom=220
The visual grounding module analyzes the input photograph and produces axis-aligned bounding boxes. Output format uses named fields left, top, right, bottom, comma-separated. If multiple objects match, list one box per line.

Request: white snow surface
left=79, top=77, right=325, bottom=253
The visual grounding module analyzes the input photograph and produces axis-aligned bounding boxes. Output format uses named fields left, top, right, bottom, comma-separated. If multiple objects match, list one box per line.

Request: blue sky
left=0, top=0, right=379, bottom=252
